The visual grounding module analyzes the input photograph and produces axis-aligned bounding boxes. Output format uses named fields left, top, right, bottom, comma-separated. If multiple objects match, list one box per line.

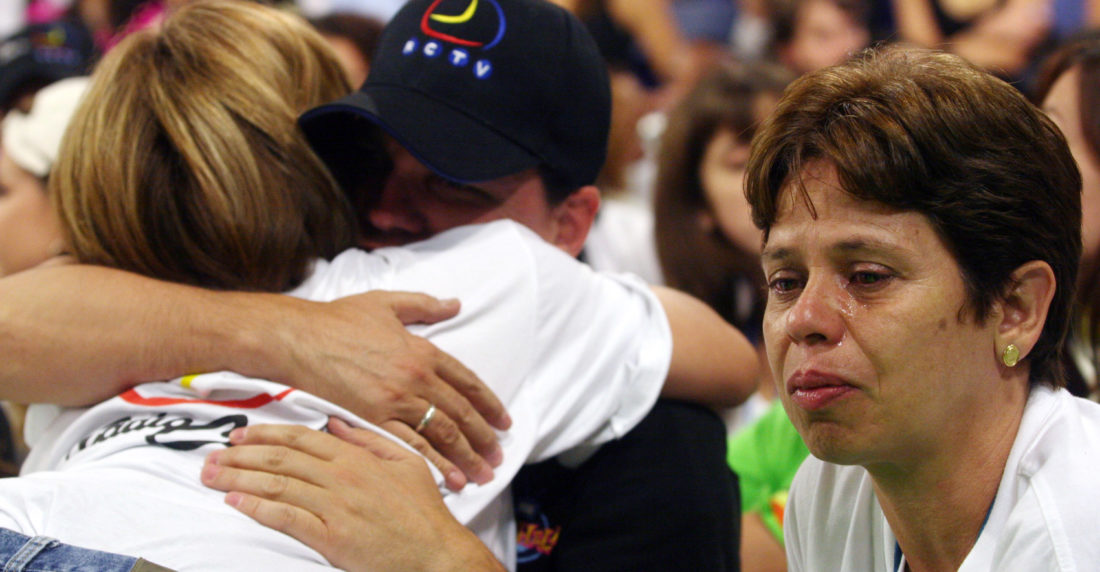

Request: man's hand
left=201, top=421, right=505, bottom=572
left=254, top=291, right=510, bottom=491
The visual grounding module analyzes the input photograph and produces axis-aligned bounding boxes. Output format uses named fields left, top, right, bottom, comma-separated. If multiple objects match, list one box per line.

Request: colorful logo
left=515, top=499, right=561, bottom=563
left=420, top=0, right=506, bottom=50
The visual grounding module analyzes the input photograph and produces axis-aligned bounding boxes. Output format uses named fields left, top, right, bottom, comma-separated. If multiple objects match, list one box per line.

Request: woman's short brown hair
left=53, top=0, right=357, bottom=292
left=745, top=46, right=1082, bottom=388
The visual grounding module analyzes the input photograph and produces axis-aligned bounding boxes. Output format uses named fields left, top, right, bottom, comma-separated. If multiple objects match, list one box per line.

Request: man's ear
left=996, top=260, right=1057, bottom=366
left=549, top=185, right=600, bottom=257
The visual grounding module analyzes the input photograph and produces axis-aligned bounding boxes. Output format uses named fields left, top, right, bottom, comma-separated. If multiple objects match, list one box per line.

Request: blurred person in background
left=890, top=0, right=1053, bottom=80
left=653, top=58, right=806, bottom=571
left=655, top=59, right=792, bottom=412
left=0, top=18, right=92, bottom=475
left=0, top=77, right=87, bottom=476
left=768, top=0, right=871, bottom=75
left=1035, top=29, right=1100, bottom=400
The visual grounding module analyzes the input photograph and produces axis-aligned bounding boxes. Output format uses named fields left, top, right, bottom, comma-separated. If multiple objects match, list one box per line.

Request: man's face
left=357, top=138, right=558, bottom=250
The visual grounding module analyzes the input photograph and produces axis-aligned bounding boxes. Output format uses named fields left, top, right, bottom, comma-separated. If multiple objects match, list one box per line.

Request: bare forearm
left=652, top=286, right=759, bottom=407
left=0, top=265, right=507, bottom=486
left=0, top=264, right=282, bottom=405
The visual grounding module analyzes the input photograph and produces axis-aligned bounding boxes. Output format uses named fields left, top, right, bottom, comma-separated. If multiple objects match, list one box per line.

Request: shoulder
left=988, top=387, right=1100, bottom=569
left=1014, top=387, right=1100, bottom=473
left=584, top=199, right=663, bottom=284
left=299, top=222, right=559, bottom=302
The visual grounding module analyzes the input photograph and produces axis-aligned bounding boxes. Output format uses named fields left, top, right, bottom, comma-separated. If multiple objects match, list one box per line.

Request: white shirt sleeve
left=519, top=232, right=670, bottom=461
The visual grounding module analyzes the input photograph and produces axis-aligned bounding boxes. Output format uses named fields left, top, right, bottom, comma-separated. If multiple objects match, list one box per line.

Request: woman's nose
left=784, top=275, right=844, bottom=346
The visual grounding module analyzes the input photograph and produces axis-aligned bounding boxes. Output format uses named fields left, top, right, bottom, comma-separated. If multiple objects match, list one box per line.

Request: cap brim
left=0, top=64, right=79, bottom=110
left=300, top=87, right=540, bottom=188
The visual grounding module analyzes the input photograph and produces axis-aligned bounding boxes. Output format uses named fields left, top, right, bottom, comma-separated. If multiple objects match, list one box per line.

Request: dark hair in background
left=746, top=46, right=1082, bottom=389
left=655, top=59, right=793, bottom=333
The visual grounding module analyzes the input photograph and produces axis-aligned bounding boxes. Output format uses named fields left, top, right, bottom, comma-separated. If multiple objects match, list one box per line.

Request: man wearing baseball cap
left=266, top=0, right=742, bottom=569
left=298, top=0, right=611, bottom=257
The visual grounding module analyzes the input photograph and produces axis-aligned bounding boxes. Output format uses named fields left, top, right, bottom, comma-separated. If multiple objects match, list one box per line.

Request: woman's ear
left=996, top=260, right=1057, bottom=363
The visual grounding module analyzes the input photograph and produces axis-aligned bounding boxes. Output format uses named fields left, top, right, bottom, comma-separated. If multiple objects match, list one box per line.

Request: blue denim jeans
left=0, top=528, right=172, bottom=571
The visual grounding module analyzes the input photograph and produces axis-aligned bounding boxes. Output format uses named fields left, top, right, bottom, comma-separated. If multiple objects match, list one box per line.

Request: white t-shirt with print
left=785, top=385, right=1100, bottom=572
left=4, top=220, right=671, bottom=571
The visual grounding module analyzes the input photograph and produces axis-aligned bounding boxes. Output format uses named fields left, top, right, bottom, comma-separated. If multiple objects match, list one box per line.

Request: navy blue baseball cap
left=0, top=21, right=94, bottom=112
left=300, top=0, right=611, bottom=191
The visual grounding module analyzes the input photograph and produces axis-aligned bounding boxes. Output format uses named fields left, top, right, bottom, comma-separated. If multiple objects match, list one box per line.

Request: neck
left=868, top=381, right=1029, bottom=571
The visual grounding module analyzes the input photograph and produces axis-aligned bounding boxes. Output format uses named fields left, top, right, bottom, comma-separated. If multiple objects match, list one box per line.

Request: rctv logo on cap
left=402, top=0, right=505, bottom=79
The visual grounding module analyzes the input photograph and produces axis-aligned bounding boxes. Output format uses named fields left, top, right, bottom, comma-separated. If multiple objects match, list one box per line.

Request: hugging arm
left=653, top=285, right=760, bottom=408
left=0, top=264, right=507, bottom=488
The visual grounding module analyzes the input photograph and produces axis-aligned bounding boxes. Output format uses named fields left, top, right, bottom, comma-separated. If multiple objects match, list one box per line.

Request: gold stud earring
left=1002, top=344, right=1020, bottom=367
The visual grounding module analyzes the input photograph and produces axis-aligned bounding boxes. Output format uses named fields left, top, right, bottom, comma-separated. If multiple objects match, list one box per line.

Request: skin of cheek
left=0, top=155, right=63, bottom=277
left=699, top=130, right=760, bottom=254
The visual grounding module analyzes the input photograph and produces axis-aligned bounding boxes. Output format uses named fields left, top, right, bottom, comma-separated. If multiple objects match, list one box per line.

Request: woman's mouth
left=787, top=370, right=857, bottom=411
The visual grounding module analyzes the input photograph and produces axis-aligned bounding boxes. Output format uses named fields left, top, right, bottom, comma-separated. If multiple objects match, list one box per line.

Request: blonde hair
left=52, top=0, right=357, bottom=291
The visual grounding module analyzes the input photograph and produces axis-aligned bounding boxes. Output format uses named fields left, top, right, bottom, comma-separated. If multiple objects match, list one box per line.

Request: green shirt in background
left=727, top=399, right=809, bottom=544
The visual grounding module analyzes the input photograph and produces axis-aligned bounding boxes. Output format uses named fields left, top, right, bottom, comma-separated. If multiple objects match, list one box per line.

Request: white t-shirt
left=785, top=385, right=1100, bottom=572
left=6, top=220, right=671, bottom=571
left=584, top=197, right=664, bottom=286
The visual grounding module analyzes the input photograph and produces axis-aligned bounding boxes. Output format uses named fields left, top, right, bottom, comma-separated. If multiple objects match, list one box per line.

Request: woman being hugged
left=53, top=1, right=356, bottom=291
left=748, top=46, right=1100, bottom=571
